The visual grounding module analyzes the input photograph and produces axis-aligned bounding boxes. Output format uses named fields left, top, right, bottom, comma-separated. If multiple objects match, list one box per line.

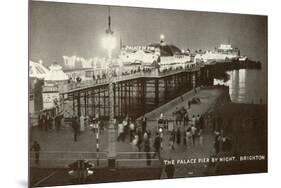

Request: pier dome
left=149, top=43, right=182, bottom=56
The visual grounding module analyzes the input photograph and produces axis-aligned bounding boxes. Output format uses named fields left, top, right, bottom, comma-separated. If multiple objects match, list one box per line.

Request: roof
left=149, top=43, right=182, bottom=56
left=29, top=61, right=50, bottom=79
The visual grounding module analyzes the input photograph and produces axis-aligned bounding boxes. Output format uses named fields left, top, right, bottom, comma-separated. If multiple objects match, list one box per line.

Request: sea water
left=214, top=69, right=267, bottom=104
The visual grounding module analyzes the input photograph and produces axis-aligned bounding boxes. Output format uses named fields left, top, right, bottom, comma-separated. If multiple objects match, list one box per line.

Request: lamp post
left=102, top=6, right=117, bottom=168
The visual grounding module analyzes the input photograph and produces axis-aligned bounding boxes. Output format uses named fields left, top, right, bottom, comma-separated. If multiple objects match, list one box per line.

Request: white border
left=1, top=0, right=280, bottom=188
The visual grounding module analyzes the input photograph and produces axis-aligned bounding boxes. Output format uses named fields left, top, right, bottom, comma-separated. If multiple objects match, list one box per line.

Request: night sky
left=30, top=1, right=267, bottom=68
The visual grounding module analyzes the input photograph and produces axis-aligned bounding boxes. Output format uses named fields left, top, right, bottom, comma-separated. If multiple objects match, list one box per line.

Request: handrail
left=62, top=65, right=202, bottom=93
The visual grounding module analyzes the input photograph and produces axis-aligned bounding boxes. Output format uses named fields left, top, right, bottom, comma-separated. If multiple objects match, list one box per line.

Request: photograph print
left=29, top=1, right=268, bottom=187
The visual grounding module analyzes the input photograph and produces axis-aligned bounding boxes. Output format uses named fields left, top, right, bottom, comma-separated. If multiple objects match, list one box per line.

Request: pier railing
left=62, top=66, right=201, bottom=93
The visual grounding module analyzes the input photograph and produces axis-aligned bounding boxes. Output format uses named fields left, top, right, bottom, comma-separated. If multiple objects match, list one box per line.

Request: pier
left=60, top=60, right=261, bottom=120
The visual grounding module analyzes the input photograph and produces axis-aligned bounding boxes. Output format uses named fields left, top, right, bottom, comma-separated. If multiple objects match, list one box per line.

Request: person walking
left=153, top=133, right=161, bottom=158
left=183, top=112, right=189, bottom=127
left=72, top=117, right=79, bottom=142
left=141, top=116, right=147, bottom=133
left=93, top=118, right=99, bottom=134
left=122, top=117, right=128, bottom=141
left=191, top=124, right=197, bottom=146
left=89, top=118, right=95, bottom=133
left=129, top=121, right=135, bottom=142
left=117, top=121, right=124, bottom=142
left=146, top=129, right=152, bottom=139
left=45, top=113, right=50, bottom=131
left=159, top=126, right=165, bottom=150
left=31, top=141, right=41, bottom=165
left=42, top=113, right=47, bottom=131
left=199, top=115, right=205, bottom=130
left=80, top=115, right=85, bottom=132
left=158, top=113, right=164, bottom=128
left=38, top=113, right=43, bottom=130
left=143, top=131, right=149, bottom=142
left=214, top=139, right=220, bottom=155
left=176, top=127, right=181, bottom=145
left=174, top=108, right=181, bottom=126
left=131, top=135, right=139, bottom=158
left=137, top=133, right=142, bottom=152
left=136, top=125, right=143, bottom=151
left=169, top=129, right=176, bottom=150
left=55, top=115, right=61, bottom=132
left=183, top=129, right=187, bottom=146
left=171, top=129, right=176, bottom=143
left=185, top=127, right=192, bottom=147
left=195, top=114, right=200, bottom=129
left=47, top=113, right=53, bottom=130
left=191, top=115, right=196, bottom=127
left=144, top=139, right=151, bottom=166
left=198, top=129, right=203, bottom=145
left=165, top=159, right=175, bottom=178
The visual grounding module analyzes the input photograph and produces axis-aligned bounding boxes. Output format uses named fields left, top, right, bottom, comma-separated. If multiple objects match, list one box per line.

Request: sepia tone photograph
left=28, top=1, right=268, bottom=187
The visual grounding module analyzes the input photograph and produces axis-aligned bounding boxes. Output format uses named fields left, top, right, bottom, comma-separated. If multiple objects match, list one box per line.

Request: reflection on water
left=214, top=69, right=267, bottom=104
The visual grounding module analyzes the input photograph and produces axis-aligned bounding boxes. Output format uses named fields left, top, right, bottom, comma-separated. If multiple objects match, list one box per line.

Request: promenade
left=30, top=86, right=227, bottom=170
left=143, top=87, right=228, bottom=178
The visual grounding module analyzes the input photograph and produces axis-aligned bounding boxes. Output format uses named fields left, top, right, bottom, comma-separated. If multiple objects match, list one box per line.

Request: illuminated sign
left=122, top=45, right=158, bottom=52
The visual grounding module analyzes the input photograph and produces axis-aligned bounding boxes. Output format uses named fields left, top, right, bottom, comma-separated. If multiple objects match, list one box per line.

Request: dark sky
left=30, top=1, right=267, bottom=67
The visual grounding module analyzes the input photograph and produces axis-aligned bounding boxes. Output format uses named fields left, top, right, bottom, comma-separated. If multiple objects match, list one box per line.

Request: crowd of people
left=68, top=114, right=106, bottom=142
left=66, top=64, right=193, bottom=90
left=112, top=115, right=167, bottom=166
left=156, top=107, right=206, bottom=152
left=211, top=116, right=233, bottom=155
left=37, top=111, right=63, bottom=132
left=157, top=109, right=233, bottom=156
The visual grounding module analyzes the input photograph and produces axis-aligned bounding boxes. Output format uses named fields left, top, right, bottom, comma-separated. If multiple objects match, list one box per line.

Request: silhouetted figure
left=169, top=130, right=176, bottom=150
left=165, top=160, right=175, bottom=178
left=42, top=113, right=47, bottom=131
left=142, top=116, right=147, bottom=133
left=38, top=114, right=43, bottom=130
left=72, top=117, right=79, bottom=142
left=199, top=115, right=205, bottom=130
left=55, top=115, right=61, bottom=131
left=214, top=139, right=220, bottom=155
left=184, top=112, right=189, bottom=127
left=176, top=128, right=181, bottom=144
left=46, top=113, right=53, bottom=130
left=31, top=141, right=41, bottom=165
left=191, top=125, right=197, bottom=145
left=153, top=133, right=161, bottom=158
left=144, top=139, right=151, bottom=166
